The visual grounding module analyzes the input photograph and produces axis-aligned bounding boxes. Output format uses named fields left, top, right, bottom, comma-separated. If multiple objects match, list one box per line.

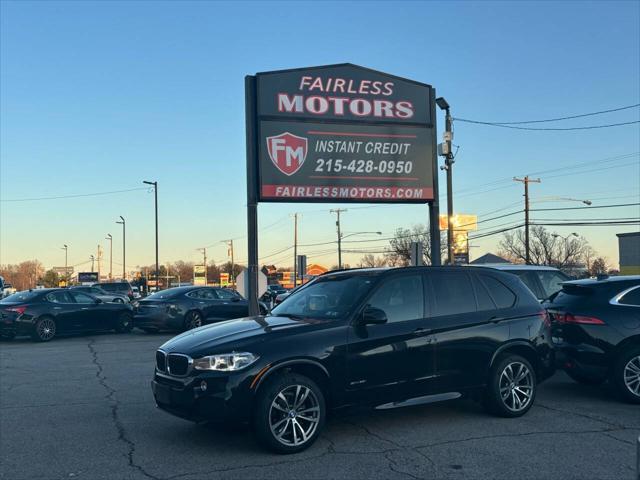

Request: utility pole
left=330, top=209, right=347, bottom=269
left=292, top=213, right=300, bottom=287
left=436, top=97, right=455, bottom=265
left=97, top=245, right=103, bottom=281
left=223, top=240, right=235, bottom=286
left=513, top=176, right=541, bottom=264
left=105, top=234, right=113, bottom=279
left=61, top=245, right=68, bottom=280
left=117, top=216, right=126, bottom=280
left=90, top=255, right=95, bottom=272
left=197, top=247, right=207, bottom=284
left=143, top=181, right=159, bottom=289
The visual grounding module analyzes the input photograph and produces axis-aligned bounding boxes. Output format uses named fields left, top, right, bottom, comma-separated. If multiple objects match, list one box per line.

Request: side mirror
left=231, top=297, right=240, bottom=303
left=94, top=298, right=103, bottom=304
left=362, top=306, right=387, bottom=325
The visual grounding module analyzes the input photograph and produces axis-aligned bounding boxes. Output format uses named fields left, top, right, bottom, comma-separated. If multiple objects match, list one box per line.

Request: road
left=1, top=331, right=638, bottom=480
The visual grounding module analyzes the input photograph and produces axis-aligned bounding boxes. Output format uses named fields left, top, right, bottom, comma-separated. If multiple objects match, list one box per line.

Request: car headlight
left=193, top=352, right=259, bottom=371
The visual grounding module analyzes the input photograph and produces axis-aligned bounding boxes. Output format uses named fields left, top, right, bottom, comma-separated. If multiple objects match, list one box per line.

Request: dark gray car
left=70, top=286, right=130, bottom=304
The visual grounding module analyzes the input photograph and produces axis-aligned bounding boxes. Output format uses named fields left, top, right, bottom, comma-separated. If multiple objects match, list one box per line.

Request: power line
left=455, top=120, right=639, bottom=131
left=531, top=202, right=640, bottom=212
left=0, top=187, right=150, bottom=202
left=454, top=103, right=640, bottom=125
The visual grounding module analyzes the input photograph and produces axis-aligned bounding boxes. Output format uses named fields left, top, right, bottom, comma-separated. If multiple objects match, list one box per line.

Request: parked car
left=70, top=285, right=130, bottom=304
left=94, top=281, right=135, bottom=301
left=475, top=264, right=570, bottom=301
left=152, top=266, right=553, bottom=453
left=546, top=275, right=640, bottom=403
left=131, top=286, right=142, bottom=299
left=135, top=286, right=268, bottom=333
left=0, top=288, right=134, bottom=341
left=260, top=284, right=287, bottom=304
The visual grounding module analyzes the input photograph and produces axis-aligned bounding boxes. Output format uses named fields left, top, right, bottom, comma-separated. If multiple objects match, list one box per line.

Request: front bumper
left=151, top=370, right=252, bottom=423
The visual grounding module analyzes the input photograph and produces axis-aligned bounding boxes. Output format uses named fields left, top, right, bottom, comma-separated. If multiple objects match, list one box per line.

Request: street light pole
left=105, top=234, right=113, bottom=279
left=143, top=181, right=159, bottom=289
left=90, top=255, right=95, bottom=273
left=116, top=216, right=126, bottom=280
left=62, top=245, right=68, bottom=280
left=436, top=97, right=454, bottom=265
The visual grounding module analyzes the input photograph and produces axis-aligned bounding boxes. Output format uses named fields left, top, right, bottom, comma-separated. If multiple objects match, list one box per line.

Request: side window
left=186, top=290, right=202, bottom=299
left=472, top=276, right=496, bottom=311
left=90, top=288, right=103, bottom=295
left=216, top=289, right=237, bottom=300
left=367, top=274, right=424, bottom=323
left=200, top=289, right=217, bottom=300
left=480, top=275, right=517, bottom=309
left=513, top=271, right=544, bottom=299
left=430, top=272, right=476, bottom=316
left=537, top=271, right=568, bottom=299
left=46, top=291, right=73, bottom=303
left=70, top=291, right=95, bottom=304
left=619, top=287, right=640, bottom=306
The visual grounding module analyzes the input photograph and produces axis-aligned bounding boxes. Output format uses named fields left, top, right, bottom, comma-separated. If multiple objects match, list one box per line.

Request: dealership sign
left=254, top=64, right=436, bottom=203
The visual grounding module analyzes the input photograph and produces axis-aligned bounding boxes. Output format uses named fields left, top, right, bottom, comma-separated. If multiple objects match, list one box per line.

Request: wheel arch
left=490, top=341, right=541, bottom=378
left=614, top=335, right=640, bottom=364
left=252, top=359, right=331, bottom=405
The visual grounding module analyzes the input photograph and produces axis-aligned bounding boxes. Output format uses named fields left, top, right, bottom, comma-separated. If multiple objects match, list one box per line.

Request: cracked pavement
left=1, top=332, right=638, bottom=480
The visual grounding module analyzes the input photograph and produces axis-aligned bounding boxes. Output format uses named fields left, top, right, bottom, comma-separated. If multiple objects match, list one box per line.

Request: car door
left=345, top=272, right=436, bottom=405
left=68, top=290, right=106, bottom=331
left=426, top=270, right=505, bottom=392
left=44, top=291, right=79, bottom=333
left=215, top=288, right=248, bottom=319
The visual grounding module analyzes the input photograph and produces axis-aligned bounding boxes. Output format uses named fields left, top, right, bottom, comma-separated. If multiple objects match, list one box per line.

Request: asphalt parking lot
left=1, top=331, right=638, bottom=480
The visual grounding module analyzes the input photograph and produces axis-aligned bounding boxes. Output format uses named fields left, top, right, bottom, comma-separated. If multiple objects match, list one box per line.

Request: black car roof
left=563, top=275, right=640, bottom=288
left=322, top=265, right=507, bottom=277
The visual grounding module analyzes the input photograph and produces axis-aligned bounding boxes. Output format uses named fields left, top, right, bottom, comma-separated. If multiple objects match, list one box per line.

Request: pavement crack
left=536, top=402, right=630, bottom=430
left=87, top=339, right=161, bottom=480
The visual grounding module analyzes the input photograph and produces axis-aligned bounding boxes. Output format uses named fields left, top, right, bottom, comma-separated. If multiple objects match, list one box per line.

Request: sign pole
left=245, top=75, right=260, bottom=316
left=429, top=88, right=441, bottom=265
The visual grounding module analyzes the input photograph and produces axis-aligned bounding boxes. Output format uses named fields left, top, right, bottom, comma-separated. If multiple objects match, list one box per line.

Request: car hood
left=159, top=315, right=323, bottom=355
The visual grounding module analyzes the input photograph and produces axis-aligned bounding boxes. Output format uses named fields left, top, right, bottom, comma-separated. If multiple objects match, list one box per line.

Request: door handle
left=413, top=327, right=431, bottom=335
left=81, top=307, right=89, bottom=310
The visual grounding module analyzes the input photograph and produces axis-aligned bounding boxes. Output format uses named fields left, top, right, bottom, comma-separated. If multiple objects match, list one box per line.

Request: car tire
left=253, top=373, right=325, bottom=454
left=484, top=354, right=537, bottom=418
left=115, top=312, right=133, bottom=333
left=184, top=311, right=203, bottom=331
left=565, top=369, right=606, bottom=385
left=32, top=316, right=57, bottom=342
left=612, top=345, right=640, bottom=404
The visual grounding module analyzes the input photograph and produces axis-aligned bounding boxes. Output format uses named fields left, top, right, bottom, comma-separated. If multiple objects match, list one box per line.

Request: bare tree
left=358, top=254, right=388, bottom=268
left=0, top=261, right=45, bottom=290
left=589, top=257, right=609, bottom=276
left=498, top=226, right=589, bottom=268
left=385, top=225, right=446, bottom=266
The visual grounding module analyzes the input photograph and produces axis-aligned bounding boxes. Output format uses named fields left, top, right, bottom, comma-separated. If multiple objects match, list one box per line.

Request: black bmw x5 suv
left=152, top=267, right=554, bottom=453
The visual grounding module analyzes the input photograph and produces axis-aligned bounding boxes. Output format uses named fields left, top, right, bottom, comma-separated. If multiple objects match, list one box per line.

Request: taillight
left=553, top=312, right=605, bottom=325
left=7, top=305, right=26, bottom=315
left=539, top=311, right=551, bottom=327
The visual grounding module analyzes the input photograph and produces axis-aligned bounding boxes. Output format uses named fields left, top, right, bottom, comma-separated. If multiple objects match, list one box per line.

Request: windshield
left=271, top=274, right=376, bottom=319
left=0, top=291, right=42, bottom=303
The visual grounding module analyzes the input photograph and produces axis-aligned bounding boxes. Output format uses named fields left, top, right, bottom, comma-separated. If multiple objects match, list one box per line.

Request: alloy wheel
left=499, top=361, right=534, bottom=412
left=37, top=318, right=56, bottom=341
left=186, top=312, right=202, bottom=330
left=623, top=355, right=640, bottom=397
left=269, top=385, right=320, bottom=447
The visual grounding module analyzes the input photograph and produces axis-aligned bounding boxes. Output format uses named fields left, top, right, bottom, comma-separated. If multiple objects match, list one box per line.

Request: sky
left=1, top=0, right=639, bottom=274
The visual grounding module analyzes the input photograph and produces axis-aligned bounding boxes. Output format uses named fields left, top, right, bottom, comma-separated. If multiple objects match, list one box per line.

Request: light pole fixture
left=341, top=231, right=383, bottom=240
left=62, top=245, right=68, bottom=279
left=105, top=234, right=113, bottom=279
left=116, top=216, right=126, bottom=280
left=143, top=181, right=159, bottom=289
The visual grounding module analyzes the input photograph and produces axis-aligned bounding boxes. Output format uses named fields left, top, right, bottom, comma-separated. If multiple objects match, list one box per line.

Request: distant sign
left=439, top=214, right=478, bottom=231
left=254, top=64, right=435, bottom=203
left=78, top=272, right=99, bottom=283
left=236, top=269, right=267, bottom=299
left=193, top=265, right=206, bottom=286
left=53, top=266, right=74, bottom=275
left=220, top=272, right=230, bottom=287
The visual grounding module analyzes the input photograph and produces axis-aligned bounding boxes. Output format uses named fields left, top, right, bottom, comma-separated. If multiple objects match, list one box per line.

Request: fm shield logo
left=266, top=132, right=308, bottom=176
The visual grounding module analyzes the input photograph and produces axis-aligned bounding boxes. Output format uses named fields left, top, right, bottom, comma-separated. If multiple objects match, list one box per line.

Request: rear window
left=0, top=291, right=41, bottom=303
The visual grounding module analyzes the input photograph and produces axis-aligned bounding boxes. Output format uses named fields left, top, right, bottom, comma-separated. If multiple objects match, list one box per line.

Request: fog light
left=200, top=380, right=207, bottom=392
